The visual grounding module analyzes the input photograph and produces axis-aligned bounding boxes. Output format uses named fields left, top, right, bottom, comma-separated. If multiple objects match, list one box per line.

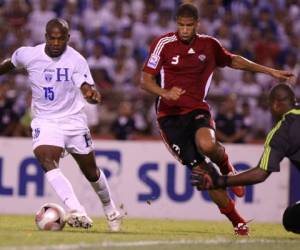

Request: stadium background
left=0, top=0, right=300, bottom=224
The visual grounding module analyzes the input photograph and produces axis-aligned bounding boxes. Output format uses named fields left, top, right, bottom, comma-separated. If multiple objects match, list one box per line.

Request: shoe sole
left=67, top=215, right=93, bottom=229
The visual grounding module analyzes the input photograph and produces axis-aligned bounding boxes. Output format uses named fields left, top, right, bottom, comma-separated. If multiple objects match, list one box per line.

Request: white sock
left=46, top=168, right=85, bottom=214
left=90, top=169, right=117, bottom=215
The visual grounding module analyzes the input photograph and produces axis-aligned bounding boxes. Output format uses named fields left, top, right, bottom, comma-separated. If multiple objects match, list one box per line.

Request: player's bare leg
left=72, top=152, right=122, bottom=232
left=34, top=145, right=92, bottom=229
left=208, top=189, right=249, bottom=236
left=195, top=128, right=245, bottom=197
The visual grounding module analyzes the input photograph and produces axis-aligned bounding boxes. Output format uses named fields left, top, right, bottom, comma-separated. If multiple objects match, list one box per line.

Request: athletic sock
left=219, top=199, right=245, bottom=226
left=45, top=168, right=85, bottom=213
left=214, top=147, right=233, bottom=175
left=90, top=169, right=117, bottom=215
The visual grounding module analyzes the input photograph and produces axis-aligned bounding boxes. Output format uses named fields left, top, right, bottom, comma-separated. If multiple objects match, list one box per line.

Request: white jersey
left=11, top=43, right=94, bottom=119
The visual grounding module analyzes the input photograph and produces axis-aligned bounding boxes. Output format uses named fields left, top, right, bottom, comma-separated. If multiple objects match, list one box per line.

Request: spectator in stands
left=254, top=29, right=280, bottom=66
left=234, top=71, right=262, bottom=107
left=215, top=94, right=249, bottom=143
left=111, top=101, right=136, bottom=140
left=210, top=69, right=231, bottom=98
left=3, top=0, right=29, bottom=31
left=82, top=0, right=114, bottom=35
left=0, top=80, right=20, bottom=136
left=150, top=8, right=176, bottom=38
left=28, top=0, right=56, bottom=44
left=108, top=45, right=137, bottom=90
left=251, top=94, right=273, bottom=140
left=87, top=43, right=114, bottom=73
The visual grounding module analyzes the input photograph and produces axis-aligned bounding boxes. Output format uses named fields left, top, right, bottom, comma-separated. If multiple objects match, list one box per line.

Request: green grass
left=0, top=215, right=300, bottom=250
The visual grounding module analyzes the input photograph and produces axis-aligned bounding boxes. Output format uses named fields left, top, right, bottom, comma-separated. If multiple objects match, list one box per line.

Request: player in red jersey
left=141, top=3, right=293, bottom=236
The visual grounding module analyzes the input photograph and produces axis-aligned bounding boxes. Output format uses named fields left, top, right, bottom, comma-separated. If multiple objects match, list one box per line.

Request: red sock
left=216, top=148, right=233, bottom=175
left=219, top=199, right=245, bottom=227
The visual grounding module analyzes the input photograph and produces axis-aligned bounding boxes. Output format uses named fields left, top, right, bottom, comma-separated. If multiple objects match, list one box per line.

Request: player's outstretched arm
left=80, top=83, right=101, bottom=104
left=219, top=166, right=271, bottom=187
left=191, top=163, right=271, bottom=190
left=230, top=55, right=294, bottom=82
left=0, top=58, right=16, bottom=75
left=141, top=72, right=185, bottom=101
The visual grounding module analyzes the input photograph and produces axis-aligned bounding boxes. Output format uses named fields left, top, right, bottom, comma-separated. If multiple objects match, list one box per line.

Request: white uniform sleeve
left=11, top=47, right=28, bottom=69
left=72, top=56, right=95, bottom=88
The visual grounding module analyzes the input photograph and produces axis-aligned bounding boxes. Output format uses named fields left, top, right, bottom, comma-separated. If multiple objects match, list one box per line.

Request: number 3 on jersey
left=171, top=55, right=180, bottom=65
left=43, top=87, right=54, bottom=101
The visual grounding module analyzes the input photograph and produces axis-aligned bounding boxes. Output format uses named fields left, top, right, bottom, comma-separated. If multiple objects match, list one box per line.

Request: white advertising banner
left=0, top=138, right=289, bottom=222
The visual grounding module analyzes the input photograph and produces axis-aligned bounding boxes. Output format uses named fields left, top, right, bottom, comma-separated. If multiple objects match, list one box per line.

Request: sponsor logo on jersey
left=188, top=48, right=195, bottom=54
left=147, top=54, right=160, bottom=69
left=195, top=114, right=205, bottom=120
left=198, top=54, right=206, bottom=62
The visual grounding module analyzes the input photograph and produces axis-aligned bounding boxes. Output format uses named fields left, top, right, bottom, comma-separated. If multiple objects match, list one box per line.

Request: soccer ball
left=35, top=203, right=66, bottom=231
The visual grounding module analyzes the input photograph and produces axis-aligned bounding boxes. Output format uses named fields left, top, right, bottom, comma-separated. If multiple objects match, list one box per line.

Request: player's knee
left=282, top=203, right=300, bottom=234
left=196, top=140, right=216, bottom=156
left=39, top=158, right=58, bottom=172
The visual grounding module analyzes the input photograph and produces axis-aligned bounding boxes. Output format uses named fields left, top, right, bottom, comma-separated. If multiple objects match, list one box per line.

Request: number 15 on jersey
left=43, top=87, right=54, bottom=101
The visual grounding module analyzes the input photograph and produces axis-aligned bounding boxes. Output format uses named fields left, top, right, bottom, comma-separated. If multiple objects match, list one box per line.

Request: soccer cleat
left=65, top=211, right=93, bottom=229
left=234, top=223, right=249, bottom=236
left=106, top=210, right=123, bottom=232
left=228, top=168, right=245, bottom=198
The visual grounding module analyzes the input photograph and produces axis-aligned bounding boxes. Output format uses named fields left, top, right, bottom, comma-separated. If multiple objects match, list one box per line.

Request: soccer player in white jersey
left=0, top=18, right=122, bottom=232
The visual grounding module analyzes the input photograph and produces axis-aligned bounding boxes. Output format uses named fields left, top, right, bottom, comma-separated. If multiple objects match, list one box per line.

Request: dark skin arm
left=216, top=128, right=248, bottom=143
left=191, top=163, right=271, bottom=190
left=218, top=166, right=271, bottom=187
left=0, top=59, right=16, bottom=75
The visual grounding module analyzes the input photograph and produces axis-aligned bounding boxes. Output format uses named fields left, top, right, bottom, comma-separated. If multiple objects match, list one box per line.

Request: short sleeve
left=11, top=47, right=28, bottom=69
left=210, top=37, right=233, bottom=67
left=72, top=56, right=94, bottom=88
left=259, top=121, right=289, bottom=172
left=259, top=146, right=285, bottom=172
left=142, top=36, right=166, bottom=75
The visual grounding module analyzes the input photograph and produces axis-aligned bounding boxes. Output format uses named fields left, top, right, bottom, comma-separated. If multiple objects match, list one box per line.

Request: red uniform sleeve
left=211, top=37, right=233, bottom=67
left=142, top=37, right=165, bottom=75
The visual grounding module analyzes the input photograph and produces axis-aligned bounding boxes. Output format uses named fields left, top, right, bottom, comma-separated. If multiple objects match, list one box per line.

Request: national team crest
left=44, top=73, right=52, bottom=82
left=198, top=54, right=206, bottom=62
left=43, top=69, right=55, bottom=82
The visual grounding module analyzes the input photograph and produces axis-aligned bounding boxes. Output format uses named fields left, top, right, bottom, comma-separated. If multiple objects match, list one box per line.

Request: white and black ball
left=35, top=203, right=66, bottom=231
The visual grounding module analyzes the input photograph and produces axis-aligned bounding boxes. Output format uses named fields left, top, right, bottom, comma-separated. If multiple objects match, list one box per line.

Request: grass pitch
left=0, top=215, right=300, bottom=250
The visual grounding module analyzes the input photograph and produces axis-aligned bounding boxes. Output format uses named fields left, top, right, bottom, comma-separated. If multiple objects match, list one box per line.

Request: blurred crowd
left=0, top=0, right=299, bottom=142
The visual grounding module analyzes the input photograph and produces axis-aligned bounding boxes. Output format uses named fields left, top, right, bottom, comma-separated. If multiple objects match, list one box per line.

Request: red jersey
left=143, top=32, right=233, bottom=118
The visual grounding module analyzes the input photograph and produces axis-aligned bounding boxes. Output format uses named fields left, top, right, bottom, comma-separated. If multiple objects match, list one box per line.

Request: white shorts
left=31, top=112, right=94, bottom=156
